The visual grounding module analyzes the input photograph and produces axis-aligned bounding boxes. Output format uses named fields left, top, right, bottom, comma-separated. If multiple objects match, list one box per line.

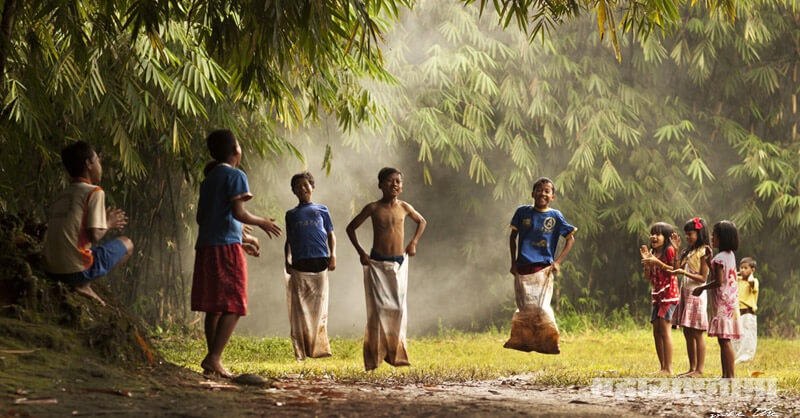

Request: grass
left=155, top=326, right=800, bottom=393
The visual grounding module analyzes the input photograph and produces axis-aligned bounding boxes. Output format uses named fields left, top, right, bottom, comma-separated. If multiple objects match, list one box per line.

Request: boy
left=733, top=257, right=759, bottom=363
left=509, top=177, right=576, bottom=277
left=284, top=171, right=335, bottom=360
left=43, top=141, right=134, bottom=306
left=346, top=167, right=426, bottom=370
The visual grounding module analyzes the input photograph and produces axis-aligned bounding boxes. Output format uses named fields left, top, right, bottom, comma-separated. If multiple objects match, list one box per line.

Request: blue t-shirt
left=510, top=206, right=576, bottom=266
left=195, top=165, right=251, bottom=248
left=286, top=203, right=334, bottom=261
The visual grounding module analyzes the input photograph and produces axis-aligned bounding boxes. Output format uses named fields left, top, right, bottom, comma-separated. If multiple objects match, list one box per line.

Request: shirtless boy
left=346, top=167, right=426, bottom=265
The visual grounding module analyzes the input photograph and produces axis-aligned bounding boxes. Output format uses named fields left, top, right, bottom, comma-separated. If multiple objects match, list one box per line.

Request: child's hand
left=669, top=232, right=681, bottom=249
left=260, top=218, right=282, bottom=238
left=106, top=207, right=128, bottom=230
left=242, top=233, right=260, bottom=257
left=359, top=252, right=370, bottom=266
left=328, top=256, right=336, bottom=271
left=405, top=242, right=417, bottom=256
left=639, top=245, right=652, bottom=260
left=285, top=261, right=292, bottom=272
left=509, top=264, right=517, bottom=276
left=243, top=243, right=260, bottom=257
left=692, top=287, right=704, bottom=297
left=549, top=261, right=561, bottom=276
left=667, top=268, right=685, bottom=275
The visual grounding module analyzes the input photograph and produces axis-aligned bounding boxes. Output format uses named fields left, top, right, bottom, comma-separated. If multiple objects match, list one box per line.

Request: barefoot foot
left=73, top=284, right=106, bottom=306
left=201, top=356, right=233, bottom=379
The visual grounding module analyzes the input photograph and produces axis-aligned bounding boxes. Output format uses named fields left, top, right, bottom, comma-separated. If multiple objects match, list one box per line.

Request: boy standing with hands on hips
left=346, top=167, right=426, bottom=370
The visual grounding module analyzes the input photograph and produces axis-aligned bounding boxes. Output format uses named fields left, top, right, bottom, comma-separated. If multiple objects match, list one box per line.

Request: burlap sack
left=504, top=269, right=560, bottom=354
left=285, top=269, right=332, bottom=361
left=362, top=257, right=410, bottom=371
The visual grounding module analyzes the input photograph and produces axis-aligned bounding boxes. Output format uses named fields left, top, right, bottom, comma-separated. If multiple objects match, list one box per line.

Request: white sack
left=285, top=268, right=331, bottom=361
left=362, top=257, right=410, bottom=371
left=733, top=313, right=757, bottom=363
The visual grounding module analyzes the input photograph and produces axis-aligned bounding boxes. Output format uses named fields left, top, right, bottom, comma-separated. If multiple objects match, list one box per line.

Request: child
left=505, top=177, right=576, bottom=354
left=668, top=218, right=711, bottom=377
left=733, top=257, right=759, bottom=363
left=346, top=167, right=426, bottom=371
left=508, top=177, right=576, bottom=277
left=693, top=220, right=740, bottom=378
left=42, top=141, right=134, bottom=307
left=191, top=129, right=281, bottom=378
left=284, top=171, right=335, bottom=360
left=640, top=222, right=680, bottom=375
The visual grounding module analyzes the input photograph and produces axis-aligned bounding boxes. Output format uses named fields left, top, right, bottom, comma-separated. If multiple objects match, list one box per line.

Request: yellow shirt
left=737, top=275, right=759, bottom=312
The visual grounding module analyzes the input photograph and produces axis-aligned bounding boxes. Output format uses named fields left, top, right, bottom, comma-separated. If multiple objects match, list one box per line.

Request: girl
left=668, top=218, right=711, bottom=377
left=192, top=129, right=282, bottom=378
left=640, top=222, right=680, bottom=376
left=693, top=220, right=740, bottom=378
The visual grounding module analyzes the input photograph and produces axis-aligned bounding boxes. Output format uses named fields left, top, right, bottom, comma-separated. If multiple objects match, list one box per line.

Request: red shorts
left=191, top=243, right=248, bottom=315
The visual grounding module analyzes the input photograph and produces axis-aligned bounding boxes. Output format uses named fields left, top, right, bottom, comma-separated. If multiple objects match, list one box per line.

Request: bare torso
left=370, top=200, right=408, bottom=256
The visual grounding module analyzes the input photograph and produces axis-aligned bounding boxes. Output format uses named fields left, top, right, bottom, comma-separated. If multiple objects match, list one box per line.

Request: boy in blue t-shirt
left=509, top=177, right=577, bottom=276
left=284, top=172, right=336, bottom=272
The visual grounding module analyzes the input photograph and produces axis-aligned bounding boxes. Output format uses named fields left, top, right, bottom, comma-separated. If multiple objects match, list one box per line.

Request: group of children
left=40, top=131, right=758, bottom=380
left=640, top=219, right=760, bottom=379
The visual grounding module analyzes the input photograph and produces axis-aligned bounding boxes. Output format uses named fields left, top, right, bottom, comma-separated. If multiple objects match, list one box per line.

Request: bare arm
left=693, top=263, right=722, bottom=296
left=346, top=204, right=374, bottom=266
left=550, top=234, right=575, bottom=275
left=403, top=202, right=426, bottom=256
left=509, top=229, right=518, bottom=275
left=327, top=231, right=336, bottom=271
left=88, top=207, right=128, bottom=243
left=232, top=199, right=281, bottom=238
left=284, top=236, right=291, bottom=271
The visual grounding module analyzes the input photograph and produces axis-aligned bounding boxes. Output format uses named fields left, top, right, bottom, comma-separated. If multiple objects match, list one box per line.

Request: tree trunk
left=0, top=0, right=18, bottom=82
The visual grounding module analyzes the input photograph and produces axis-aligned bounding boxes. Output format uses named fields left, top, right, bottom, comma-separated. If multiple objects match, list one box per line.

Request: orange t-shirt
left=43, top=179, right=106, bottom=274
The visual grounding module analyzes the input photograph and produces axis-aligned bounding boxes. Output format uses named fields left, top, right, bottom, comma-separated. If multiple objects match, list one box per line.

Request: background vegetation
left=1, top=0, right=799, bottom=336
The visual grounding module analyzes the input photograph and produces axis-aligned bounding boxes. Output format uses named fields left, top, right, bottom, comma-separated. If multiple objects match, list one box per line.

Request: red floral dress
left=649, top=247, right=679, bottom=315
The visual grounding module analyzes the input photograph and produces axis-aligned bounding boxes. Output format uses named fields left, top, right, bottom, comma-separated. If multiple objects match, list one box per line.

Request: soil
left=1, top=355, right=796, bottom=418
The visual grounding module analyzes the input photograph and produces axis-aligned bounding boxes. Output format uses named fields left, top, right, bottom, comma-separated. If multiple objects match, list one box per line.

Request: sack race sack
left=285, top=269, right=332, bottom=361
left=362, top=257, right=410, bottom=371
left=504, top=269, right=560, bottom=354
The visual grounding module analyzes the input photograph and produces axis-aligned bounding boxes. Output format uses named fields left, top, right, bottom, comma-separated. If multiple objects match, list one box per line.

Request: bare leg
left=652, top=322, right=665, bottom=374
left=204, top=313, right=221, bottom=354
left=109, top=237, right=134, bottom=272
left=678, top=327, right=694, bottom=376
left=657, top=318, right=673, bottom=375
left=689, top=329, right=706, bottom=377
left=201, top=312, right=240, bottom=378
left=719, top=338, right=735, bottom=378
left=73, top=283, right=106, bottom=306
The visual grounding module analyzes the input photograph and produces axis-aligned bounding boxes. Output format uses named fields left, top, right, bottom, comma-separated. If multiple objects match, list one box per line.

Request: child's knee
left=119, top=237, right=134, bottom=255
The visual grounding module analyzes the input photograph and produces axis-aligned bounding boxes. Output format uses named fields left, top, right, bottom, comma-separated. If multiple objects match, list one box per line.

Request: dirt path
left=2, top=359, right=795, bottom=417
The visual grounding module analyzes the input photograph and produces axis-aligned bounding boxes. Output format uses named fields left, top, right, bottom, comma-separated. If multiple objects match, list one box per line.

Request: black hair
left=681, top=217, right=710, bottom=260
left=713, top=220, right=739, bottom=252
left=204, top=129, right=238, bottom=176
left=532, top=177, right=555, bottom=194
left=378, top=167, right=402, bottom=183
left=649, top=222, right=675, bottom=258
left=291, top=172, right=315, bottom=189
left=61, top=141, right=96, bottom=178
left=740, top=257, right=757, bottom=269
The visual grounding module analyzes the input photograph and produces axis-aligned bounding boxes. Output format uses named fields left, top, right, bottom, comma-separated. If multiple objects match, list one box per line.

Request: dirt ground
left=2, top=355, right=796, bottom=418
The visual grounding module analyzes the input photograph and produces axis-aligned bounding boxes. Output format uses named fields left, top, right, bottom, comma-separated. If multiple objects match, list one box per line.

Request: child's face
left=532, top=182, right=555, bottom=209
left=292, top=178, right=314, bottom=204
left=87, top=151, right=102, bottom=184
left=711, top=231, right=719, bottom=249
left=230, top=140, right=242, bottom=167
left=739, top=263, right=754, bottom=279
left=379, top=173, right=403, bottom=198
left=649, top=232, right=665, bottom=250
left=685, top=230, right=698, bottom=247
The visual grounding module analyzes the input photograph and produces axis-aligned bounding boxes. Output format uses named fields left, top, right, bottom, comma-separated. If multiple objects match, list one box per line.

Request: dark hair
left=649, top=222, right=675, bottom=258
left=378, top=167, right=402, bottom=183
left=61, top=141, right=96, bottom=178
left=291, top=172, right=315, bottom=189
left=713, top=220, right=739, bottom=252
left=533, top=177, right=555, bottom=194
left=204, top=129, right=238, bottom=176
left=740, top=257, right=757, bottom=269
left=682, top=217, right=710, bottom=260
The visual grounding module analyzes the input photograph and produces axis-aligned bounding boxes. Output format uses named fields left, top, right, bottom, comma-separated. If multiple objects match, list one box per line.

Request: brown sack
left=285, top=269, right=332, bottom=361
left=503, top=269, right=560, bottom=354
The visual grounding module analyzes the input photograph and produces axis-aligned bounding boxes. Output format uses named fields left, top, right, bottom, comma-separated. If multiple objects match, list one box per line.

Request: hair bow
left=692, top=217, right=703, bottom=230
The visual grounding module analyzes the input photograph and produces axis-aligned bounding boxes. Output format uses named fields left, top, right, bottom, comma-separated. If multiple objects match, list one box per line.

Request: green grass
left=155, top=327, right=800, bottom=393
